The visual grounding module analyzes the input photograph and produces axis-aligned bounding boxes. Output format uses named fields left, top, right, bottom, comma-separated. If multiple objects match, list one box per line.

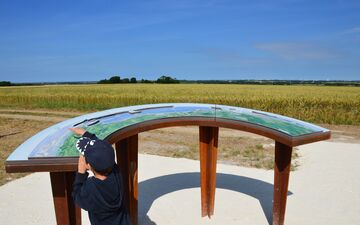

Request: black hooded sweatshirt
left=72, top=134, right=131, bottom=225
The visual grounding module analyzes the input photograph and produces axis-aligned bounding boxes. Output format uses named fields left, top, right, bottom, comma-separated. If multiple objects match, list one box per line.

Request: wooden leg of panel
left=199, top=126, right=219, bottom=218
left=273, top=141, right=292, bottom=225
left=115, top=134, right=138, bottom=225
left=50, top=171, right=81, bottom=225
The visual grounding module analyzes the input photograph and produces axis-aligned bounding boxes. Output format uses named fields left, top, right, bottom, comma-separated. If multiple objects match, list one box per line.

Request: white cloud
left=255, top=42, right=342, bottom=60
left=196, top=47, right=267, bottom=64
left=342, top=27, right=360, bottom=35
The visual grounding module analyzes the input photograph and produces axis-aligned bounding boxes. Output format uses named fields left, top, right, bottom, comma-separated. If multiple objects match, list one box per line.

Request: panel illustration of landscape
left=214, top=105, right=324, bottom=136
left=28, top=104, right=216, bottom=158
left=25, top=103, right=328, bottom=159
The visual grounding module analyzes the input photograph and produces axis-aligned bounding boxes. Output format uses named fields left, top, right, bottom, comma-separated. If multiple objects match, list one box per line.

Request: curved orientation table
left=5, top=103, right=331, bottom=225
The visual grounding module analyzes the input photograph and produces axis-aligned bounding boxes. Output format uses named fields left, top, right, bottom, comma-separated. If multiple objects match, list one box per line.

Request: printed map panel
left=28, top=104, right=215, bottom=158
left=6, top=103, right=329, bottom=161
left=215, top=105, right=326, bottom=136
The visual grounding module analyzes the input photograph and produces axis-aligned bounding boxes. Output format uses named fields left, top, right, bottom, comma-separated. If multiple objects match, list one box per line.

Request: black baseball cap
left=76, top=136, right=115, bottom=171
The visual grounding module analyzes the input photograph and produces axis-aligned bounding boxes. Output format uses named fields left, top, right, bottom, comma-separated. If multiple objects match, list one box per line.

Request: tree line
left=0, top=75, right=180, bottom=86
left=1, top=78, right=359, bottom=86
left=98, top=75, right=179, bottom=84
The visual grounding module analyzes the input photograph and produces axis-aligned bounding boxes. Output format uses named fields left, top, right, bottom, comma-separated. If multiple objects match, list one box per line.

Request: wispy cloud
left=255, top=42, right=343, bottom=60
left=195, top=47, right=266, bottom=64
left=341, top=26, right=360, bottom=35
left=134, top=0, right=222, bottom=11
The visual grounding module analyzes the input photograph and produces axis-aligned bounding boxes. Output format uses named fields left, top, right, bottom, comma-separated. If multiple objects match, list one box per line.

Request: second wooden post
left=199, top=126, right=219, bottom=218
left=273, top=141, right=292, bottom=225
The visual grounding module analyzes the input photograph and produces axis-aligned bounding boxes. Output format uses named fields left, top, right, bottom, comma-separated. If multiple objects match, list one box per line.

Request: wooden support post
left=199, top=126, right=219, bottom=218
left=50, top=171, right=81, bottom=225
left=115, top=134, right=138, bottom=225
left=273, top=141, right=292, bottom=225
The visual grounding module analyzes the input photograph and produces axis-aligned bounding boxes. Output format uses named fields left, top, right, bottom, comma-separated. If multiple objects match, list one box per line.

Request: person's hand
left=69, top=127, right=86, bottom=136
left=78, top=155, right=87, bottom=174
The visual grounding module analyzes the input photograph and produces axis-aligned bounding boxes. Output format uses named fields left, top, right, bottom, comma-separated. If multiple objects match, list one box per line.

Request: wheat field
left=0, top=84, right=359, bottom=125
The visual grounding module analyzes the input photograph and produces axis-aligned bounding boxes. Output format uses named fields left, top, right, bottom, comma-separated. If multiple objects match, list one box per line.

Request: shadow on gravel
left=138, top=172, right=292, bottom=225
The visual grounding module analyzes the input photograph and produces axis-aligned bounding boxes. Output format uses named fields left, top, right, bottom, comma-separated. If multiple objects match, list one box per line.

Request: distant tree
left=98, top=79, right=110, bottom=84
left=109, top=76, right=121, bottom=83
left=122, top=78, right=130, bottom=83
left=156, top=76, right=179, bottom=84
left=140, top=79, right=153, bottom=83
left=156, top=75, right=168, bottom=83
left=130, top=77, right=137, bottom=83
left=0, top=81, right=12, bottom=86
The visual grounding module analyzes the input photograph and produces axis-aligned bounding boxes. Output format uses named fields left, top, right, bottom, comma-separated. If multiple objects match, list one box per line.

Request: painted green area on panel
left=57, top=108, right=215, bottom=157
left=215, top=108, right=320, bottom=136
left=24, top=104, right=326, bottom=159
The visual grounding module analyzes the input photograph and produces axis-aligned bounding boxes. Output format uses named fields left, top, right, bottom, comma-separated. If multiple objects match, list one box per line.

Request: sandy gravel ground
left=0, top=141, right=359, bottom=225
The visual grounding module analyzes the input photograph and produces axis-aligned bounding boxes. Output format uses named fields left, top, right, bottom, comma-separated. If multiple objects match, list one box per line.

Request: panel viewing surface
left=214, top=105, right=325, bottom=136
left=5, top=103, right=329, bottom=161
left=29, top=104, right=216, bottom=158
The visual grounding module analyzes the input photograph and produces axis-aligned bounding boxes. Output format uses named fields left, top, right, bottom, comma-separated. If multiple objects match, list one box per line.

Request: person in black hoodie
left=69, top=127, right=131, bottom=225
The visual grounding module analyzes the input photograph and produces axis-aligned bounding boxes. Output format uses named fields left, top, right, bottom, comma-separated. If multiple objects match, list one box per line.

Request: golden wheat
left=0, top=84, right=359, bottom=125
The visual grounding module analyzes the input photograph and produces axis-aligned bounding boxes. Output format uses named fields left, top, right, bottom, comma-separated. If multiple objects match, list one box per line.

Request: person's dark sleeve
left=82, top=131, right=100, bottom=140
left=72, top=172, right=95, bottom=211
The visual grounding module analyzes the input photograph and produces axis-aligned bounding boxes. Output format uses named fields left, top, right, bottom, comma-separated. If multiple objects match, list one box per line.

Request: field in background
left=0, top=84, right=359, bottom=125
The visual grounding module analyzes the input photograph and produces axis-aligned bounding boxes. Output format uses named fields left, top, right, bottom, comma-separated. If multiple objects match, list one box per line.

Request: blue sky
left=0, top=0, right=359, bottom=82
